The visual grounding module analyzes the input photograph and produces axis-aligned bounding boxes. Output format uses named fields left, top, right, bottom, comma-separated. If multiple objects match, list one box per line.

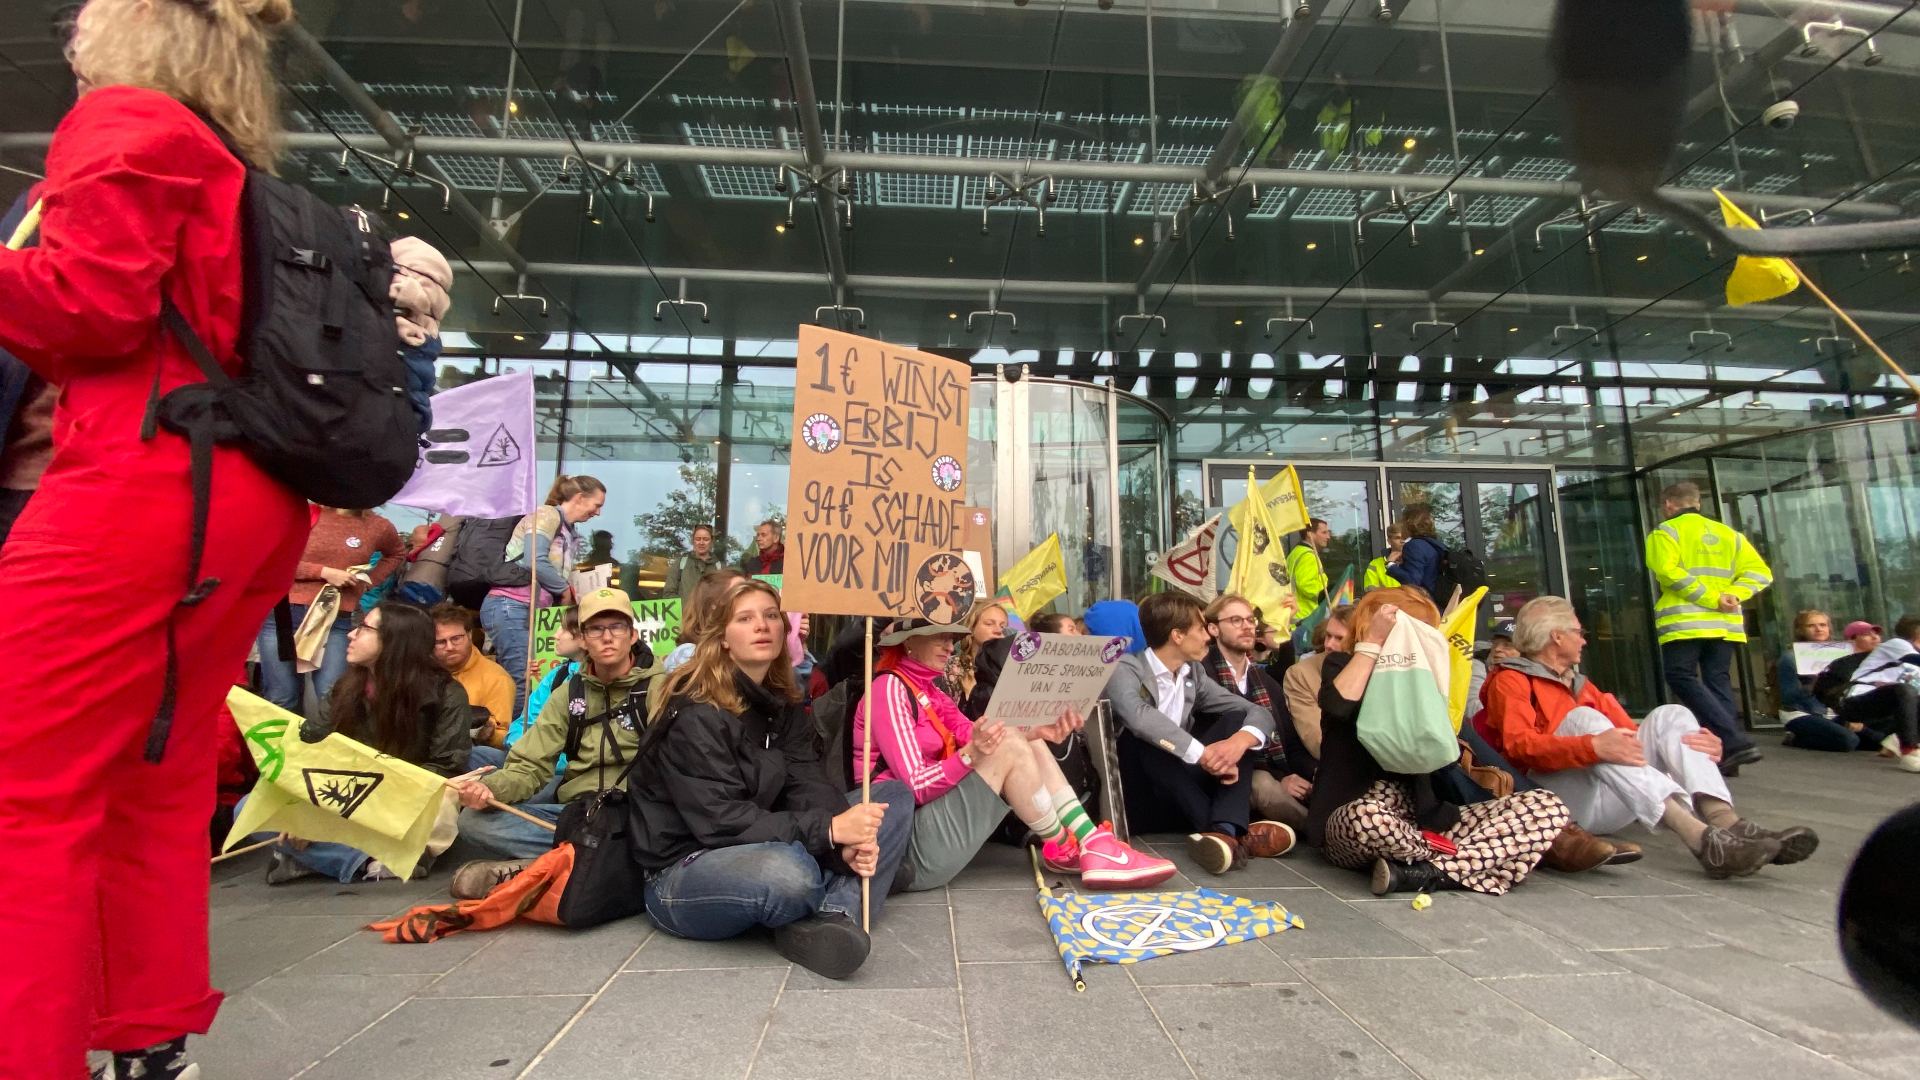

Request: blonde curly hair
left=65, top=0, right=293, bottom=172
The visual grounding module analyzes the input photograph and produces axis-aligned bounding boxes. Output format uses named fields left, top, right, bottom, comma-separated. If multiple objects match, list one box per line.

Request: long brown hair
left=544, top=474, right=606, bottom=506
left=65, top=0, right=292, bottom=173
left=1399, top=505, right=1438, bottom=540
left=326, top=602, right=449, bottom=763
left=656, top=578, right=799, bottom=715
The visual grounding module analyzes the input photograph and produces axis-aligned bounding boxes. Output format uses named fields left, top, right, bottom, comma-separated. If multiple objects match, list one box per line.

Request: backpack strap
left=140, top=297, right=231, bottom=763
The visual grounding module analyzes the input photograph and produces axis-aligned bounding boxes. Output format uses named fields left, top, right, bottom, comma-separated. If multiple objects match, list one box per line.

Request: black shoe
left=1717, top=761, right=1741, bottom=778
left=1369, top=858, right=1457, bottom=896
left=774, top=912, right=871, bottom=980
left=887, top=858, right=916, bottom=896
left=94, top=1038, right=197, bottom=1079
left=1724, top=746, right=1764, bottom=768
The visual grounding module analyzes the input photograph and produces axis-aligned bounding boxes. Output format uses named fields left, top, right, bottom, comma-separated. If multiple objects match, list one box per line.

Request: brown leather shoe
left=1187, top=832, right=1247, bottom=875
left=1542, top=824, right=1616, bottom=873
left=1604, top=838, right=1643, bottom=865
left=1242, top=821, right=1297, bottom=859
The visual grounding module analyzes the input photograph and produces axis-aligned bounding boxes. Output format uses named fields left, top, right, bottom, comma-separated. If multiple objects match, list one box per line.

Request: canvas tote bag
left=1356, top=615, right=1459, bottom=775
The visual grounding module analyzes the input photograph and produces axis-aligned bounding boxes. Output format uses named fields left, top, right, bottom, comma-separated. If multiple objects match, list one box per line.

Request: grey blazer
left=1101, top=651, right=1270, bottom=762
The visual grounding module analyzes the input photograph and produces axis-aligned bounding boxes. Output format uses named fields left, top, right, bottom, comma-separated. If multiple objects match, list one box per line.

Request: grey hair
left=1513, top=595, right=1580, bottom=656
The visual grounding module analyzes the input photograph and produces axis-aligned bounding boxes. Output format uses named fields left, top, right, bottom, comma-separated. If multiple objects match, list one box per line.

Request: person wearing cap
left=855, top=618, right=1176, bottom=891
left=1839, top=614, right=1920, bottom=771
left=1812, top=620, right=1884, bottom=731
left=447, top=588, right=656, bottom=891
left=1466, top=618, right=1520, bottom=731
left=1777, top=610, right=1871, bottom=753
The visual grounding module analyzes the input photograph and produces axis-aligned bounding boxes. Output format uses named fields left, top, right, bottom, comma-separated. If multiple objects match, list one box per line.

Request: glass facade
left=3, top=0, right=1916, bottom=721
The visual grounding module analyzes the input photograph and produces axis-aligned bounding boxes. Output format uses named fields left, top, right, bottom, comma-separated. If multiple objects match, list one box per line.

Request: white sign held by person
left=1150, top=513, right=1221, bottom=603
left=1793, top=641, right=1851, bottom=676
left=391, top=371, right=538, bottom=519
left=981, top=632, right=1130, bottom=728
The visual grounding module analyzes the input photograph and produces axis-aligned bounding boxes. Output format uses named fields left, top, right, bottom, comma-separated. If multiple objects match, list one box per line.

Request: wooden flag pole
left=861, top=614, right=874, bottom=932
left=211, top=838, right=276, bottom=864
left=484, top=797, right=558, bottom=831
left=1784, top=259, right=1920, bottom=409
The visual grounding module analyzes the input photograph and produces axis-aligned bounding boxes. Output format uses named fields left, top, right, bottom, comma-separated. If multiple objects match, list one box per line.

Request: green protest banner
left=530, top=598, right=681, bottom=683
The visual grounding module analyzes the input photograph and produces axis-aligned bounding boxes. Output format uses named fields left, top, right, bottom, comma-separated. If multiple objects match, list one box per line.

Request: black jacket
left=1302, top=650, right=1458, bottom=847
left=1814, top=651, right=1870, bottom=711
left=1203, top=644, right=1308, bottom=780
left=626, top=672, right=852, bottom=873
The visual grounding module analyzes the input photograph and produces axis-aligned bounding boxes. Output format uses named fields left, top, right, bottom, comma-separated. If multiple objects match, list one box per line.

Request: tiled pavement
left=200, top=733, right=1920, bottom=1080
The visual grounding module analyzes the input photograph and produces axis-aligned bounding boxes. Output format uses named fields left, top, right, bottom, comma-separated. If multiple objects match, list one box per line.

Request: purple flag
left=390, top=371, right=537, bottom=519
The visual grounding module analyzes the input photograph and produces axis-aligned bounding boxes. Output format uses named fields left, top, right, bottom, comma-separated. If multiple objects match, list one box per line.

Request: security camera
left=1762, top=99, right=1799, bottom=131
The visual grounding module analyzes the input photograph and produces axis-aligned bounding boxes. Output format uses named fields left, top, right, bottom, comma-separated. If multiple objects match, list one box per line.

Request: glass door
left=1387, top=468, right=1565, bottom=634
left=1212, top=465, right=1383, bottom=603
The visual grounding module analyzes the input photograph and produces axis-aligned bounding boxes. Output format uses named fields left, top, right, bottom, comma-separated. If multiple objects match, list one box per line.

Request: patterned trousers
left=1323, top=780, right=1569, bottom=895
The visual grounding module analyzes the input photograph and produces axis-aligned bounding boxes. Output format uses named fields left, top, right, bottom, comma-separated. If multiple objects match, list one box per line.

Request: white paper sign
left=981, top=632, right=1130, bottom=727
left=1794, top=641, right=1851, bottom=676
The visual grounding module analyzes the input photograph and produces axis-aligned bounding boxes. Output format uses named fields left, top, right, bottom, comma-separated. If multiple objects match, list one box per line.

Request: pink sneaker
left=1078, top=824, right=1177, bottom=890
left=1040, top=834, right=1081, bottom=873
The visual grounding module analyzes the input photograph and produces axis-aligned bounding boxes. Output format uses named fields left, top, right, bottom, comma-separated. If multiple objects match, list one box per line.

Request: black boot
left=774, top=912, right=871, bottom=980
left=1370, top=858, right=1458, bottom=896
left=94, top=1037, right=198, bottom=1079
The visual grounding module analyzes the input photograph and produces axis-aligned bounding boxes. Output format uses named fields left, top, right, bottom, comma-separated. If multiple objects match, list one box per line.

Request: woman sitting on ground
left=627, top=579, right=915, bottom=980
left=1306, top=587, right=1571, bottom=896
left=1779, top=609, right=1872, bottom=752
left=266, top=602, right=473, bottom=884
left=937, top=599, right=1009, bottom=702
left=857, top=619, right=1176, bottom=891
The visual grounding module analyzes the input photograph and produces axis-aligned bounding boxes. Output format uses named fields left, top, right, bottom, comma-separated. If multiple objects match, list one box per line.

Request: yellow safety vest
left=1286, top=544, right=1327, bottom=608
left=1645, top=511, right=1772, bottom=645
left=1363, top=556, right=1393, bottom=591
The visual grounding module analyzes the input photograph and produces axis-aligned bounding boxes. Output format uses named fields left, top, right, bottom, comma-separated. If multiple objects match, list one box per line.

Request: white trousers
left=1529, top=705, right=1732, bottom=834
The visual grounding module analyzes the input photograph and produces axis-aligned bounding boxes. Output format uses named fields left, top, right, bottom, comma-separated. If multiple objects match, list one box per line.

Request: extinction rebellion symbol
left=1079, top=904, right=1228, bottom=952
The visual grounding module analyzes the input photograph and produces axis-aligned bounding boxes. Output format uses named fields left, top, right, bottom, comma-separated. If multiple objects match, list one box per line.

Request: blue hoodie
left=1082, top=600, right=1147, bottom=655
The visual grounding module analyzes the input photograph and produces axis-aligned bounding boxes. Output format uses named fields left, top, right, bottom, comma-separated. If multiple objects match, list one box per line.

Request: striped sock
left=1028, top=803, right=1066, bottom=845
left=1053, top=789, right=1098, bottom=845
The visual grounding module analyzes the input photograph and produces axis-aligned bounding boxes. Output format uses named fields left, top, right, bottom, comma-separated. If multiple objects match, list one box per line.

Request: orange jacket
left=1481, top=662, right=1635, bottom=774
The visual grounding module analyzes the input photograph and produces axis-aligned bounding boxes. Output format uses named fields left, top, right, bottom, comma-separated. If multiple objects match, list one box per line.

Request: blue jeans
left=255, top=603, right=352, bottom=716
left=644, top=780, right=913, bottom=940
left=236, top=794, right=374, bottom=882
left=1784, top=713, right=1865, bottom=752
left=1661, top=637, right=1753, bottom=753
left=480, top=594, right=531, bottom=718
left=456, top=768, right=565, bottom=860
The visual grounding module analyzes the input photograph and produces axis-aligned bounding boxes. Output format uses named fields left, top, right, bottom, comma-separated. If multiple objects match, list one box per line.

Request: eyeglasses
left=583, top=623, right=633, bottom=640
left=435, top=633, right=469, bottom=648
left=1214, top=615, right=1258, bottom=627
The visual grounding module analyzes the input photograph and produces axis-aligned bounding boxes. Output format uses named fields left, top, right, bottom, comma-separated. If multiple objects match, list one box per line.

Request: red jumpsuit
left=0, top=87, right=308, bottom=1076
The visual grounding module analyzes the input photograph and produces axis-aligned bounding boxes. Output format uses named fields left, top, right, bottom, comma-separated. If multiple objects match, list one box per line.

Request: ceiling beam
left=770, top=0, right=848, bottom=294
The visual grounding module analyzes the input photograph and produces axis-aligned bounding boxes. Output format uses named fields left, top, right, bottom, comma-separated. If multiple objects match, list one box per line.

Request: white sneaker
left=1883, top=734, right=1902, bottom=758
left=1897, top=749, right=1920, bottom=773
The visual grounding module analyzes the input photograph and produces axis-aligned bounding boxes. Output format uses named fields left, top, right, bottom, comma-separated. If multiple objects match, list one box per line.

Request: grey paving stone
left=208, top=870, right=451, bottom=918
left=1491, top=878, right=1717, bottom=952
left=752, top=987, right=970, bottom=1080
left=951, top=888, right=1060, bottom=962
left=288, top=925, right=495, bottom=977
left=960, top=960, right=1191, bottom=1080
left=209, top=914, right=369, bottom=993
left=302, top=993, right=585, bottom=1080
left=1490, top=970, right=1873, bottom=1080
left=1280, top=851, right=1387, bottom=900
left=1293, top=956, right=1623, bottom=1080
left=194, top=973, right=434, bottom=1080
left=1143, top=983, right=1418, bottom=1079
left=1117, top=933, right=1302, bottom=987
left=419, top=917, right=653, bottom=997
left=1599, top=894, right=1841, bottom=965
left=944, top=841, right=1039, bottom=890
left=623, top=924, right=788, bottom=970
left=1246, top=889, right=1429, bottom=961
left=1139, top=832, right=1321, bottom=890
left=1357, top=891, right=1620, bottom=978
left=1605, top=944, right=1920, bottom=1059
left=786, top=901, right=960, bottom=990
left=527, top=967, right=787, bottom=1079
left=1843, top=1049, right=1920, bottom=1080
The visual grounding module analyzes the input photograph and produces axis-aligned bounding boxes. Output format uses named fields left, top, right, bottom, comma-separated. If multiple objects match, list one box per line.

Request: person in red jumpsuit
left=0, top=0, right=306, bottom=1076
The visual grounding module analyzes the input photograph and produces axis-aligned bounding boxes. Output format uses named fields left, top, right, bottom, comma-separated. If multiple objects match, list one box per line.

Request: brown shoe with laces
left=1542, top=824, right=1616, bottom=873
left=1187, top=832, right=1246, bottom=875
left=1727, top=819, right=1819, bottom=864
left=1695, top=827, right=1780, bottom=879
left=1604, top=838, right=1643, bottom=864
left=1242, top=821, right=1297, bottom=859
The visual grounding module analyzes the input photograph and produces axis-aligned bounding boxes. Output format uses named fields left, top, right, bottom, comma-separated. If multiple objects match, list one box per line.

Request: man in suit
left=1204, top=593, right=1306, bottom=840
left=1104, top=591, right=1293, bottom=875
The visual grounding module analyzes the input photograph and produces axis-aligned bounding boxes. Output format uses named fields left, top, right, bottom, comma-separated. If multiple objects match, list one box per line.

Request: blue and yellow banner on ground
left=1038, top=885, right=1303, bottom=989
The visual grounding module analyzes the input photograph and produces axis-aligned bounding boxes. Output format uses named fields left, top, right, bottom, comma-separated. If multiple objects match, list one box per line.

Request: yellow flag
left=1440, top=587, right=1488, bottom=733
left=1228, top=469, right=1297, bottom=634
left=996, top=533, right=1069, bottom=620
left=1716, top=189, right=1800, bottom=306
left=223, top=687, right=446, bottom=879
left=1228, top=465, right=1309, bottom=541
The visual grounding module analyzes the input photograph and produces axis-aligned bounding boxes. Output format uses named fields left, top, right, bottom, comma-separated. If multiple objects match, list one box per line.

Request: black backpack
left=1433, top=541, right=1489, bottom=606
left=141, top=118, right=420, bottom=762
left=551, top=675, right=653, bottom=929
left=445, top=516, right=532, bottom=608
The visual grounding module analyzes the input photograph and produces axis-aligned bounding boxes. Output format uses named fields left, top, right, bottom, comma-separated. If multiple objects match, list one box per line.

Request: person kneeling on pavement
left=856, top=619, right=1174, bottom=893
left=627, top=578, right=912, bottom=979
left=448, top=588, right=654, bottom=894
left=1105, top=592, right=1296, bottom=876
left=1483, top=596, right=1818, bottom=879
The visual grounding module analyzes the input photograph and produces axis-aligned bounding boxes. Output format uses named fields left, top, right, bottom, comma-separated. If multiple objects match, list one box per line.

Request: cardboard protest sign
left=1794, top=641, right=1851, bottom=676
left=785, top=326, right=973, bottom=622
left=531, top=599, right=681, bottom=684
left=980, top=631, right=1130, bottom=727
